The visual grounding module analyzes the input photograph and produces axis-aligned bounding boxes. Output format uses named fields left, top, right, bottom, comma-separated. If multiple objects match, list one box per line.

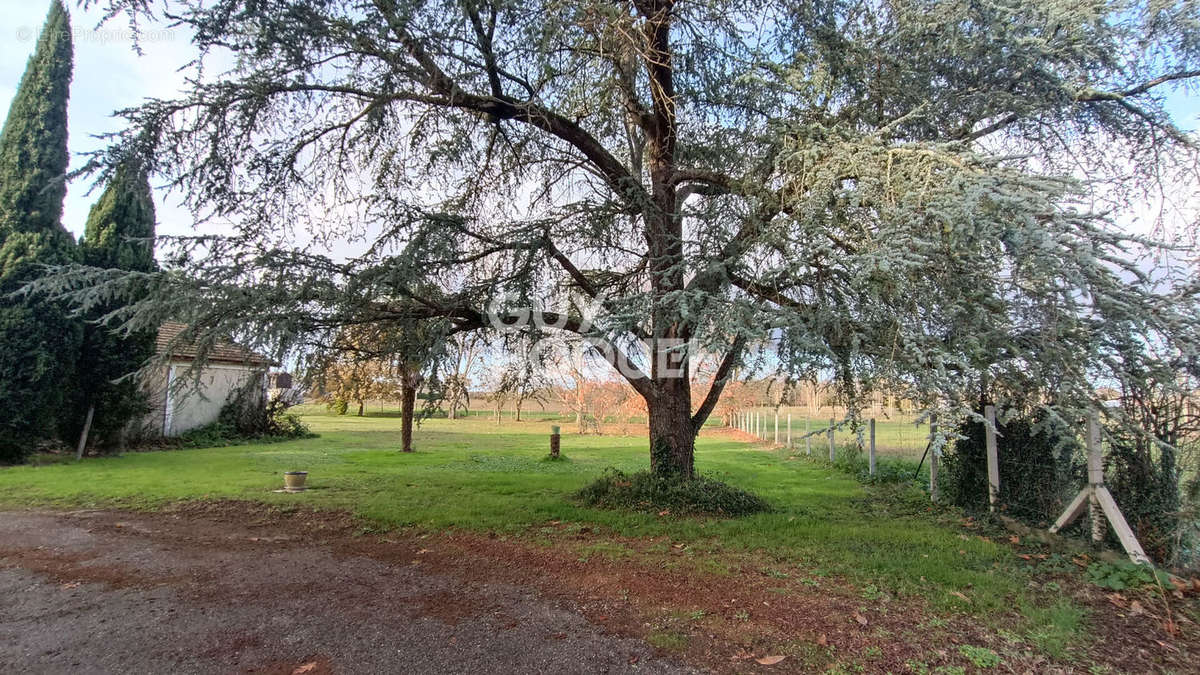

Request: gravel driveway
left=0, top=509, right=694, bottom=674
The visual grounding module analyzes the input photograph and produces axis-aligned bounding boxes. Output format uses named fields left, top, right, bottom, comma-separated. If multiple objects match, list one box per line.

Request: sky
left=0, top=1, right=1197, bottom=245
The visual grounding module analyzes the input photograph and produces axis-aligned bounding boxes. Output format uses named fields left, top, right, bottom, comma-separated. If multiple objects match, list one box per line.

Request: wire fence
left=735, top=406, right=930, bottom=460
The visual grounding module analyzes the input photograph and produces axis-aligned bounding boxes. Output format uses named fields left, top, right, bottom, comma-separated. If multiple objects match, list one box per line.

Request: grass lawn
left=0, top=408, right=1092, bottom=653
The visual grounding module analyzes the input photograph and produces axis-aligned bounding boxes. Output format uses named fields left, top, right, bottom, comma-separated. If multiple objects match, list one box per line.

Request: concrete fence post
left=929, top=413, right=939, bottom=502
left=828, top=418, right=836, bottom=461
left=868, top=418, right=876, bottom=476
left=984, top=405, right=999, bottom=512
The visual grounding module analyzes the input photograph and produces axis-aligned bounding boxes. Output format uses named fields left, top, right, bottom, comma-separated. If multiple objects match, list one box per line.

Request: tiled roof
left=156, top=321, right=276, bottom=367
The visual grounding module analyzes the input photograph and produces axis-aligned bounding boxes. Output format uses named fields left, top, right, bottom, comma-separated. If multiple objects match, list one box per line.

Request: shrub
left=1105, top=427, right=1182, bottom=563
left=1085, top=560, right=1170, bottom=591
left=574, top=468, right=771, bottom=517
left=174, top=385, right=313, bottom=449
left=943, top=411, right=1079, bottom=524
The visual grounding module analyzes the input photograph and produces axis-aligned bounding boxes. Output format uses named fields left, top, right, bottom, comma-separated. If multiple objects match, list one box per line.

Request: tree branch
left=690, top=335, right=745, bottom=431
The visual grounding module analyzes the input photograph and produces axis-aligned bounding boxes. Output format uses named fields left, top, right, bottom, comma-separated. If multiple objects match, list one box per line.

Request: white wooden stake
left=984, top=405, right=999, bottom=513
left=1087, top=414, right=1106, bottom=544
left=828, top=418, right=836, bottom=461
left=774, top=412, right=779, bottom=444
left=929, top=414, right=939, bottom=502
left=868, top=418, right=876, bottom=476
left=1049, top=411, right=1151, bottom=565
left=75, top=404, right=95, bottom=461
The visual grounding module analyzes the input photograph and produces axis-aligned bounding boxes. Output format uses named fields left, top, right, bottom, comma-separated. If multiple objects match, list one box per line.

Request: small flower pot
left=283, top=471, right=308, bottom=492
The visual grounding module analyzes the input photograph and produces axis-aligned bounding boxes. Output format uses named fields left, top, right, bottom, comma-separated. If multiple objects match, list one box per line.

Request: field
left=1, top=408, right=1195, bottom=672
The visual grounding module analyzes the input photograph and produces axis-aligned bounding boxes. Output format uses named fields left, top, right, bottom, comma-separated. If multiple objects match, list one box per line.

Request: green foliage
left=176, top=393, right=312, bottom=449
left=80, top=160, right=156, bottom=271
left=1084, top=560, right=1169, bottom=591
left=328, top=398, right=349, bottom=416
left=73, top=159, right=158, bottom=451
left=957, top=646, right=1001, bottom=669
left=573, top=468, right=771, bottom=517
left=0, top=0, right=72, bottom=240
left=217, top=384, right=312, bottom=440
left=943, top=411, right=1079, bottom=524
left=0, top=1, right=78, bottom=463
left=1105, top=433, right=1181, bottom=564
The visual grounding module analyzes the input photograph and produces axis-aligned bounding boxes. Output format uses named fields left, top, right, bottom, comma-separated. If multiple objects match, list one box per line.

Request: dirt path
left=0, top=508, right=692, bottom=674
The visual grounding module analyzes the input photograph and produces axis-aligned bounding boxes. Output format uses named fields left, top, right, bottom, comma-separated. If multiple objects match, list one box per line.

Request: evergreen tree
left=63, top=0, right=1200, bottom=477
left=75, top=158, right=158, bottom=451
left=0, top=0, right=79, bottom=463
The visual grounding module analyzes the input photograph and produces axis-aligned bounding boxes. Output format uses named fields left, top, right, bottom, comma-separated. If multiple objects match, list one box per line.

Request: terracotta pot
left=283, top=471, right=308, bottom=492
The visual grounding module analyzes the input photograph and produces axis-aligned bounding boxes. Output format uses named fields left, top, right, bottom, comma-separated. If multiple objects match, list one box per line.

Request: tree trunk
left=400, top=377, right=416, bottom=452
left=647, top=380, right=696, bottom=479
left=356, top=400, right=364, bottom=416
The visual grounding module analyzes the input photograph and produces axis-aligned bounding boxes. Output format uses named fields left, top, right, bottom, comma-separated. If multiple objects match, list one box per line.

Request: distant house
left=143, top=322, right=277, bottom=437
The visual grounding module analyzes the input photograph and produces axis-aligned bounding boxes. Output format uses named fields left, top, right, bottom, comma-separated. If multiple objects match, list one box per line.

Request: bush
left=174, top=386, right=313, bottom=449
left=574, top=468, right=771, bottom=517
left=1105, top=427, right=1181, bottom=563
left=943, top=411, right=1079, bottom=524
left=218, top=384, right=312, bottom=439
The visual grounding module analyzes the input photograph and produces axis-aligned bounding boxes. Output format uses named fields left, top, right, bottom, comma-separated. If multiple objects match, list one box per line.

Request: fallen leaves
left=755, top=655, right=786, bottom=665
left=853, top=612, right=869, bottom=626
left=949, top=591, right=971, bottom=603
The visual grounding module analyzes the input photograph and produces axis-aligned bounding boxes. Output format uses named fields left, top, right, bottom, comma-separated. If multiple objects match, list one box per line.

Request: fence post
left=984, top=405, right=999, bottom=513
left=805, top=416, right=811, bottom=455
left=774, top=412, right=779, bottom=444
left=787, top=413, right=792, bottom=449
left=1049, top=411, right=1149, bottom=564
left=1087, top=413, right=1106, bottom=544
left=868, top=418, right=876, bottom=476
left=828, top=418, right=836, bottom=461
left=929, top=413, right=939, bottom=502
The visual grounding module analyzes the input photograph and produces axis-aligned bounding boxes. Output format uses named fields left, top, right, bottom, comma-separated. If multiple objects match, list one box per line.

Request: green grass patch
left=0, top=408, right=1089, bottom=655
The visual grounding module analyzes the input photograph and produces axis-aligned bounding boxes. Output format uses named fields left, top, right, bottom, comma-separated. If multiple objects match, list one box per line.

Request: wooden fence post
left=868, top=418, right=876, bottom=476
left=805, top=416, right=811, bottom=455
left=984, top=405, right=999, bottom=513
left=1050, top=411, right=1150, bottom=564
left=1087, top=413, right=1106, bottom=544
left=75, top=404, right=95, bottom=461
left=828, top=418, right=836, bottom=461
left=929, top=413, right=939, bottom=502
left=774, top=412, right=779, bottom=444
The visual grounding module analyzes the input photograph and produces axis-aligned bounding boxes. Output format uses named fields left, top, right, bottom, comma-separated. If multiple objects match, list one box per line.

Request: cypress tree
left=0, top=0, right=80, bottom=463
left=76, top=159, right=158, bottom=451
